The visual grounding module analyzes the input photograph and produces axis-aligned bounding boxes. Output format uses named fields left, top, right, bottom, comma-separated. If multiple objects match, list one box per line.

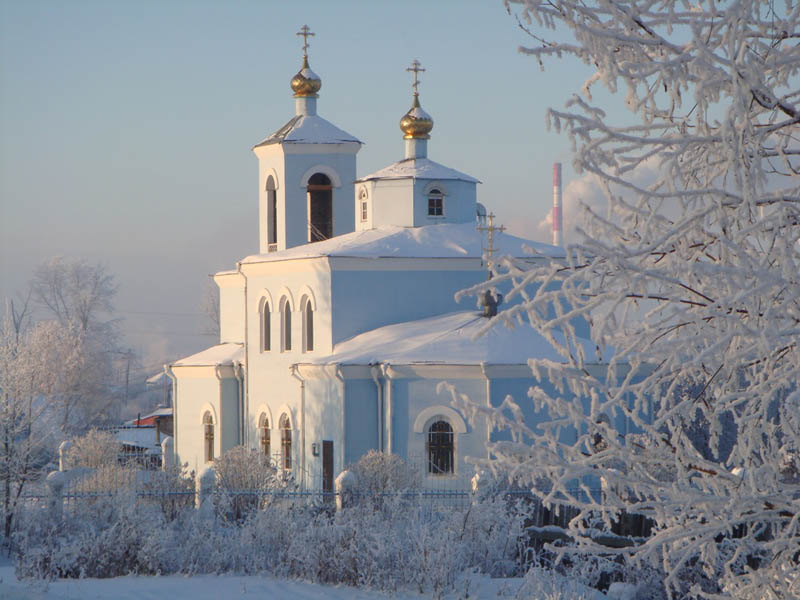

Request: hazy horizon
left=1, top=0, right=613, bottom=379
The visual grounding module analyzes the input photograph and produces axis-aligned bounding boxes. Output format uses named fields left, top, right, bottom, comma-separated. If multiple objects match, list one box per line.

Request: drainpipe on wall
left=233, top=362, right=245, bottom=446
left=289, top=364, right=306, bottom=492
left=370, top=364, right=383, bottom=452
left=163, top=365, right=178, bottom=466
left=381, top=363, right=393, bottom=454
left=239, top=262, right=250, bottom=447
left=334, top=364, right=346, bottom=472
left=214, top=365, right=225, bottom=456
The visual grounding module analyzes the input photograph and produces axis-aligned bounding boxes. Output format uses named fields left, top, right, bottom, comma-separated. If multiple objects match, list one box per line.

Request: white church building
left=165, top=30, right=608, bottom=490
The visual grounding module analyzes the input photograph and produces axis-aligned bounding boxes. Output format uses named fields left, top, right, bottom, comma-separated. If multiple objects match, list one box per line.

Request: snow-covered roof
left=146, top=371, right=166, bottom=385
left=310, top=311, right=603, bottom=366
left=144, top=406, right=172, bottom=418
left=357, top=157, right=480, bottom=184
left=254, top=114, right=361, bottom=147
left=124, top=406, right=173, bottom=426
left=241, top=223, right=564, bottom=264
left=115, top=427, right=160, bottom=452
left=172, top=343, right=243, bottom=367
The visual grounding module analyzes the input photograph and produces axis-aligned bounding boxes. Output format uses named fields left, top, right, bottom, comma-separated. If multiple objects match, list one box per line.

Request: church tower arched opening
left=307, top=173, right=332, bottom=242
left=266, top=175, right=277, bottom=251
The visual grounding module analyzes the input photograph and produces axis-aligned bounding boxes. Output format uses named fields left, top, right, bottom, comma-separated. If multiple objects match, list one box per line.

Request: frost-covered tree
left=29, top=257, right=126, bottom=432
left=0, top=316, right=89, bottom=541
left=462, top=1, right=799, bottom=598
left=31, top=257, right=117, bottom=336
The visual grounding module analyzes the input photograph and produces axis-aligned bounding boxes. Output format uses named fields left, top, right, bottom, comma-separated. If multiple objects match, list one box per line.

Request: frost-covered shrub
left=348, top=450, right=421, bottom=493
left=516, top=566, right=604, bottom=600
left=14, top=496, right=163, bottom=579
left=13, top=489, right=526, bottom=594
left=64, top=429, right=119, bottom=469
left=212, top=445, right=288, bottom=521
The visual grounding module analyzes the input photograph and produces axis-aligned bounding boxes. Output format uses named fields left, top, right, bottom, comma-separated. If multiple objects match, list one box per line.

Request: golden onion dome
left=399, top=94, right=434, bottom=139
left=290, top=56, right=322, bottom=97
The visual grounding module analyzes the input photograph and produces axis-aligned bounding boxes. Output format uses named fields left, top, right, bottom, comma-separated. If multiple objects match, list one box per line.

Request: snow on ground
left=0, top=559, right=609, bottom=600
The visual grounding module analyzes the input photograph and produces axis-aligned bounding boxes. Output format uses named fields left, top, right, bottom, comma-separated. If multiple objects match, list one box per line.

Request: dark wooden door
left=322, top=440, right=334, bottom=495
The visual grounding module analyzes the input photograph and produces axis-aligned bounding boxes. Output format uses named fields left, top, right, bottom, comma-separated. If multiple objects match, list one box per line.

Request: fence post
left=58, top=440, right=72, bottom=471
left=161, top=436, right=174, bottom=471
left=45, top=471, right=66, bottom=520
left=196, top=467, right=215, bottom=510
left=334, top=470, right=356, bottom=512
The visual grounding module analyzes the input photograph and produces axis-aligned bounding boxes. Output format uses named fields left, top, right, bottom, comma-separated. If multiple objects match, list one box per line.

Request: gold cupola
left=400, top=94, right=434, bottom=139
left=399, top=60, right=433, bottom=139
left=290, top=25, right=322, bottom=98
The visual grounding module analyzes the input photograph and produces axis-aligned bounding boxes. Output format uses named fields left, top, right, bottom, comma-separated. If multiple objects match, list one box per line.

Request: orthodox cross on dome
left=406, top=59, right=425, bottom=96
left=297, top=25, right=315, bottom=58
left=477, top=212, right=506, bottom=264
left=478, top=212, right=506, bottom=313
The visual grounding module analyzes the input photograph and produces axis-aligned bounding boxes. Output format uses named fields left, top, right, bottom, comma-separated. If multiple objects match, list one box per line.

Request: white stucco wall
left=369, top=179, right=415, bottom=227
left=215, top=271, right=245, bottom=344
left=172, top=367, right=240, bottom=476
left=254, top=143, right=359, bottom=252
left=238, top=258, right=334, bottom=487
left=412, top=179, right=477, bottom=226
left=361, top=177, right=478, bottom=229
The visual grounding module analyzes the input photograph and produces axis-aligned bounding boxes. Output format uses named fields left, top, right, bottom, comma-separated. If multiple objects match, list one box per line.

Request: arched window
left=203, top=411, right=214, bottom=463
left=307, top=173, right=332, bottom=242
left=261, top=300, right=271, bottom=352
left=266, top=175, right=277, bottom=251
left=281, top=297, right=292, bottom=351
left=427, top=188, right=444, bottom=217
left=279, top=413, right=292, bottom=470
left=259, top=413, right=270, bottom=458
left=358, top=187, right=368, bottom=223
left=302, top=296, right=314, bottom=352
left=427, top=420, right=453, bottom=475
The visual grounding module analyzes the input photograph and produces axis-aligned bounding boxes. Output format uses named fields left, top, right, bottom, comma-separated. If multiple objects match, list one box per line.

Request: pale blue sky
left=0, top=0, right=606, bottom=372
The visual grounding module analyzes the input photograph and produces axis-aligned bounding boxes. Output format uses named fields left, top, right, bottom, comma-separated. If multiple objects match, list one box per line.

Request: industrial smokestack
left=552, top=163, right=563, bottom=247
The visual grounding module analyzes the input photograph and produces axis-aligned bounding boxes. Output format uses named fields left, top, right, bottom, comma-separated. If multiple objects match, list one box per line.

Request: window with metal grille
left=203, top=411, right=214, bottom=463
left=280, top=413, right=292, bottom=470
left=427, top=420, right=453, bottom=475
left=259, top=414, right=270, bottom=458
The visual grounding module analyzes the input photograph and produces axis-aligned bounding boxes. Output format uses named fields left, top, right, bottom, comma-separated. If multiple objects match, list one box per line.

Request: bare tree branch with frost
left=460, top=1, right=800, bottom=597
left=30, top=258, right=126, bottom=432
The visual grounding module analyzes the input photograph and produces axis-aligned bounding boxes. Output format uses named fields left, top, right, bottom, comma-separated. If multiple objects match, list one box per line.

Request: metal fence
left=15, top=481, right=653, bottom=542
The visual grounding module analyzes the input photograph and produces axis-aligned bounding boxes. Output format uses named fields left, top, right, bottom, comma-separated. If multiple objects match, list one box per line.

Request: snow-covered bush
left=212, top=445, right=288, bottom=521
left=13, top=488, right=526, bottom=593
left=64, top=429, right=119, bottom=470
left=347, top=451, right=422, bottom=512
left=348, top=450, right=421, bottom=493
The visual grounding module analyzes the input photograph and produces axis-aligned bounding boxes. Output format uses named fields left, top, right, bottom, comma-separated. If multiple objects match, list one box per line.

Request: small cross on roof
left=477, top=212, right=507, bottom=264
left=297, top=25, right=315, bottom=58
left=406, top=59, right=425, bottom=95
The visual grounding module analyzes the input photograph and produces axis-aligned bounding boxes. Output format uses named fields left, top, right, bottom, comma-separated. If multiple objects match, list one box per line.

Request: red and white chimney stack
left=552, top=163, right=563, bottom=247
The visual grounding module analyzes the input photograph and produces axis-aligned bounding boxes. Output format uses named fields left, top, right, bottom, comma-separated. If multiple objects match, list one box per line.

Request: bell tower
left=253, top=26, right=362, bottom=253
